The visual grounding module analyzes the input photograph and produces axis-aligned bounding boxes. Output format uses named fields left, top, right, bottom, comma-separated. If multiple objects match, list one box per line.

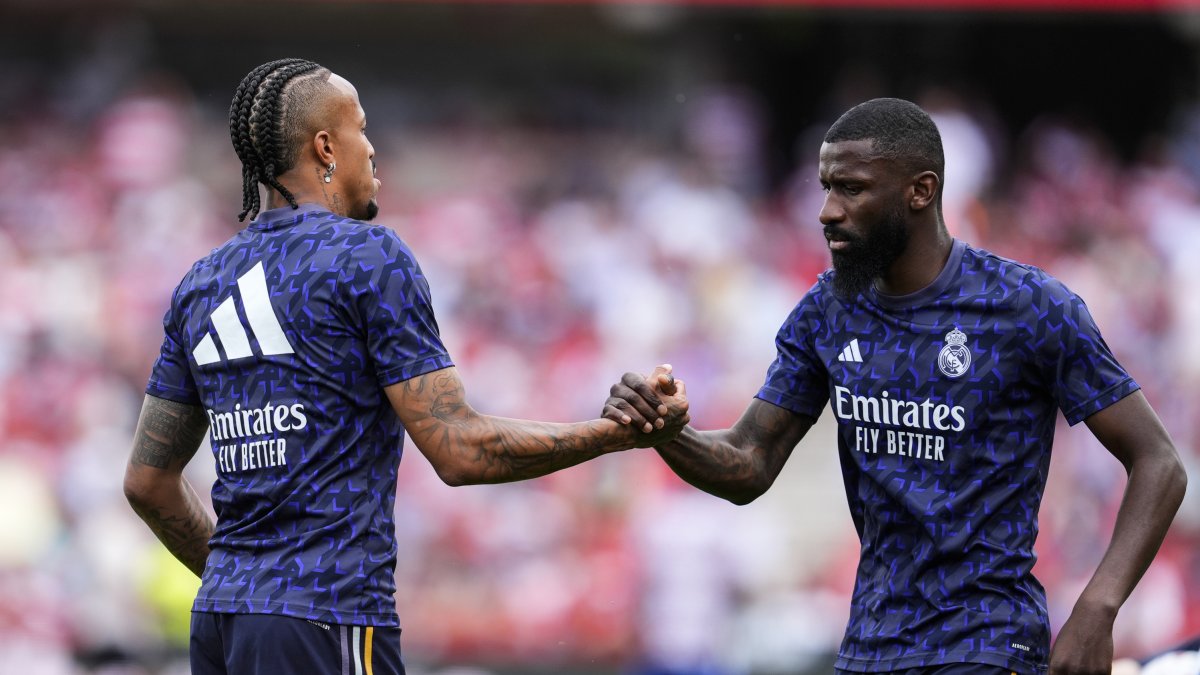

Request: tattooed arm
left=123, top=395, right=214, bottom=577
left=385, top=366, right=689, bottom=486
left=603, top=373, right=813, bottom=504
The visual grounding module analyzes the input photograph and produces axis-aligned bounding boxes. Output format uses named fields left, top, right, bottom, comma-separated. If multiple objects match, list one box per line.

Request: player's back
left=147, top=203, right=453, bottom=626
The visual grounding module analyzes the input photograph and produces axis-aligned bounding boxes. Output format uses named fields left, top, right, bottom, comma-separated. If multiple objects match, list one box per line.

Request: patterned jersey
left=146, top=203, right=453, bottom=627
left=757, top=239, right=1137, bottom=674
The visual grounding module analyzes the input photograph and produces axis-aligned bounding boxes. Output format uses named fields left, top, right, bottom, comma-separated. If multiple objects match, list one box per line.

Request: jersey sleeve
left=145, top=283, right=202, bottom=404
left=755, top=283, right=830, bottom=418
left=1028, top=274, right=1139, bottom=425
left=344, top=228, right=454, bottom=387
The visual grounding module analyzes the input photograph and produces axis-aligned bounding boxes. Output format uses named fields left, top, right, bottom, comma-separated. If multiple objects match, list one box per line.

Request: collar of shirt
left=248, top=202, right=330, bottom=232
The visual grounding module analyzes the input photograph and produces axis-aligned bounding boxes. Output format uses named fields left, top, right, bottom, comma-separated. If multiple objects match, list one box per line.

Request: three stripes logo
left=192, top=262, right=295, bottom=366
left=837, top=338, right=864, bottom=364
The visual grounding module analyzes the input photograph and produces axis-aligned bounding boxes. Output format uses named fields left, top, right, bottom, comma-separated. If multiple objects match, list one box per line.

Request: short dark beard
left=353, top=199, right=379, bottom=222
left=829, top=206, right=909, bottom=301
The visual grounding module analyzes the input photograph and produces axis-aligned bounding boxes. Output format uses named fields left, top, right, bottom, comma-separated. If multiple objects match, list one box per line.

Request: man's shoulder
left=314, top=215, right=414, bottom=257
left=289, top=211, right=406, bottom=249
left=174, top=236, right=239, bottom=293
left=961, top=242, right=1039, bottom=278
left=959, top=242, right=1067, bottom=296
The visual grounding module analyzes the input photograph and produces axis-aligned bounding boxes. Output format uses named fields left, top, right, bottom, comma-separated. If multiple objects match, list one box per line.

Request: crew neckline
left=248, top=203, right=330, bottom=231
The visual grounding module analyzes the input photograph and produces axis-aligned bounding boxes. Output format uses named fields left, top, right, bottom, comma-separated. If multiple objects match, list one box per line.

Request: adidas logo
left=192, top=262, right=295, bottom=366
left=837, top=338, right=864, bottom=364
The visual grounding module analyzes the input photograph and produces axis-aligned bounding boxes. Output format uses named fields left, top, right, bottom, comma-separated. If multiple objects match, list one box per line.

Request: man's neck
left=876, top=224, right=954, bottom=296
left=264, top=168, right=338, bottom=215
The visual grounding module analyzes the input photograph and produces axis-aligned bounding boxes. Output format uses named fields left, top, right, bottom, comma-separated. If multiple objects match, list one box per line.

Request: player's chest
left=815, top=308, right=1038, bottom=427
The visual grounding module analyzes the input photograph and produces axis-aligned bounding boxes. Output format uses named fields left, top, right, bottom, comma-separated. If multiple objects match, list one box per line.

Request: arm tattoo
left=427, top=371, right=468, bottom=421
left=132, top=398, right=210, bottom=470
left=127, top=396, right=214, bottom=577
left=127, top=484, right=214, bottom=577
left=398, top=369, right=624, bottom=484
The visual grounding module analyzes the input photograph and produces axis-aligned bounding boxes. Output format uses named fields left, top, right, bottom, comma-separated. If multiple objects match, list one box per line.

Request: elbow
left=1167, top=452, right=1188, bottom=505
left=726, top=489, right=766, bottom=506
left=1140, top=446, right=1189, bottom=510
left=438, top=471, right=469, bottom=488
left=123, top=469, right=152, bottom=510
left=726, top=492, right=760, bottom=506
left=1155, top=444, right=1188, bottom=502
left=431, top=463, right=473, bottom=488
left=723, top=478, right=772, bottom=506
left=123, top=462, right=174, bottom=510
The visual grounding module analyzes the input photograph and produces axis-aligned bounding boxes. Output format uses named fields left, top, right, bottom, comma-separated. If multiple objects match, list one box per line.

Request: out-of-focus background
left=1, top=1, right=1199, bottom=673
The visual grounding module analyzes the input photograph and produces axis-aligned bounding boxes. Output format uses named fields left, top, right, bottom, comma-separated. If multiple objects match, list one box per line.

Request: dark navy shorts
left=190, top=612, right=405, bottom=675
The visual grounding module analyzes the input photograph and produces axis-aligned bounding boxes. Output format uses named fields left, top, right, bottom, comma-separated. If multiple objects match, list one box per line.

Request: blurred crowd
left=1, top=57, right=1199, bottom=675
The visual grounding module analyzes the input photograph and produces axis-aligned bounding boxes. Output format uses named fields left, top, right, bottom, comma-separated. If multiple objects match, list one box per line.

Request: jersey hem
left=834, top=649, right=1046, bottom=674
left=192, top=599, right=400, bottom=628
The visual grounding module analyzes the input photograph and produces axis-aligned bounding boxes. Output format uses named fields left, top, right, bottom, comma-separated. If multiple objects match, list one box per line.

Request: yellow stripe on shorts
left=364, top=626, right=374, bottom=675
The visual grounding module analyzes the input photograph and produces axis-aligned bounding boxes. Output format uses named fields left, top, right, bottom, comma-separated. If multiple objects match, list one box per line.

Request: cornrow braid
left=228, top=58, right=326, bottom=222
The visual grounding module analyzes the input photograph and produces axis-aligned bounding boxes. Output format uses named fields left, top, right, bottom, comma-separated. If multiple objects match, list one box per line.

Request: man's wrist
left=1072, top=591, right=1121, bottom=620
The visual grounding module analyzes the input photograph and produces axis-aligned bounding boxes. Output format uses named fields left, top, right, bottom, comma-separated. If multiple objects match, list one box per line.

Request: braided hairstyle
left=229, top=58, right=332, bottom=221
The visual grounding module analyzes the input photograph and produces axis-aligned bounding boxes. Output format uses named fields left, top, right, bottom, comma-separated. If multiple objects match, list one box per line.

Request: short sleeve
left=145, top=286, right=201, bottom=404
left=343, top=229, right=454, bottom=386
left=755, top=284, right=831, bottom=418
left=1028, top=275, right=1139, bottom=425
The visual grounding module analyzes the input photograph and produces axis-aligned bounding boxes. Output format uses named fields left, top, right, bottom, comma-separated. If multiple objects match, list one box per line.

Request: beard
left=353, top=198, right=379, bottom=222
left=828, top=206, right=910, bottom=301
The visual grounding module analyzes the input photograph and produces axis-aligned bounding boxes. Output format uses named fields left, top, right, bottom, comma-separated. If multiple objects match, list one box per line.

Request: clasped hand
left=602, top=364, right=689, bottom=447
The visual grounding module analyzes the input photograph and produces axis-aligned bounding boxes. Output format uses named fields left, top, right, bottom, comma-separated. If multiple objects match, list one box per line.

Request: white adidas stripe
left=210, top=296, right=252, bottom=359
left=238, top=262, right=294, bottom=356
left=837, top=338, right=863, bottom=363
left=193, top=334, right=220, bottom=366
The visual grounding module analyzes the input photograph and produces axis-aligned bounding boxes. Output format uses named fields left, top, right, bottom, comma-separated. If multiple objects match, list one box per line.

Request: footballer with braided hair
left=124, top=59, right=689, bottom=674
left=226, top=57, right=378, bottom=223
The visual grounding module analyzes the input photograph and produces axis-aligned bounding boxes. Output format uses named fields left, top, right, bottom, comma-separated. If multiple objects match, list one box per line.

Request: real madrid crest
left=938, top=327, right=972, bottom=378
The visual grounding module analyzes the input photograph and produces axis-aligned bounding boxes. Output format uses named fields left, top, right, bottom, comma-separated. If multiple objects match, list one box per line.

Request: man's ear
left=909, top=171, right=940, bottom=211
left=312, top=129, right=335, bottom=166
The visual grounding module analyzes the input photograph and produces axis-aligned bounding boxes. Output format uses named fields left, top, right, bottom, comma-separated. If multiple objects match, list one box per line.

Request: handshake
left=600, top=364, right=692, bottom=449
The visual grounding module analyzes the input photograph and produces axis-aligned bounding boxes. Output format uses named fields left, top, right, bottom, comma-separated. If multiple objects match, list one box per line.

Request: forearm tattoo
left=129, top=397, right=214, bottom=576
left=128, top=485, right=213, bottom=577
left=401, top=370, right=618, bottom=484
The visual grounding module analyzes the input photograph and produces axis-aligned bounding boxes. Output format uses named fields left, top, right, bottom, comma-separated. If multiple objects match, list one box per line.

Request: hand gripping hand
left=602, top=364, right=689, bottom=446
